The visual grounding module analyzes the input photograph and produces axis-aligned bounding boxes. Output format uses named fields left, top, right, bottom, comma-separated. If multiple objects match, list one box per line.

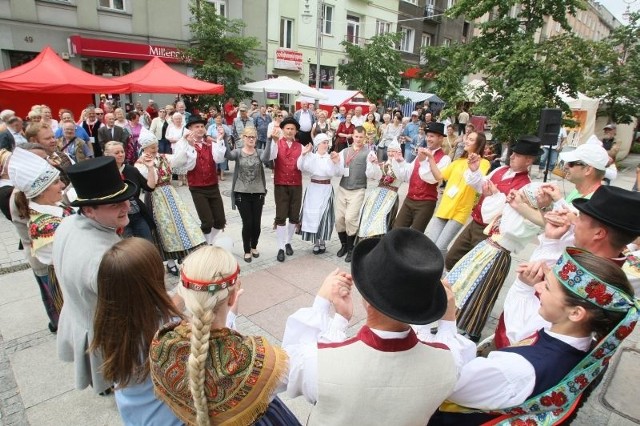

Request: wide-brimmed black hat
left=573, top=186, right=640, bottom=235
left=66, top=157, right=138, bottom=207
left=511, top=135, right=543, bottom=156
left=425, top=122, right=446, bottom=136
left=351, top=228, right=447, bottom=325
left=185, top=115, right=207, bottom=129
left=280, top=116, right=300, bottom=130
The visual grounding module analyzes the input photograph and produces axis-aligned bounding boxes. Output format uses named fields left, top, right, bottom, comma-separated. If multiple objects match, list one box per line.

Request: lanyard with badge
left=343, top=147, right=361, bottom=177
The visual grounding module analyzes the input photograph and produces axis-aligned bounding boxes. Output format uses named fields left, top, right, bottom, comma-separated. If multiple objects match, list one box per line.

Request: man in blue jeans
left=537, top=126, right=566, bottom=178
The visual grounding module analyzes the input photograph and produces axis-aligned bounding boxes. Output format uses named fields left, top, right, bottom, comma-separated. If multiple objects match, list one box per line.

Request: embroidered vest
left=273, top=138, right=302, bottom=186
left=187, top=142, right=218, bottom=187
left=470, top=167, right=530, bottom=225
left=407, top=148, right=446, bottom=201
left=433, top=330, right=588, bottom=425
left=309, top=326, right=457, bottom=426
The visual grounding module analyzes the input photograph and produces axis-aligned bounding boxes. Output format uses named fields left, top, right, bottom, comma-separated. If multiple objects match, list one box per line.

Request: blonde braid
left=178, top=246, right=238, bottom=425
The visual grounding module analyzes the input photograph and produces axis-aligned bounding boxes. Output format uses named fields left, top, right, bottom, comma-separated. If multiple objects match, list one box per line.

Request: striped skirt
left=448, top=239, right=511, bottom=338
left=357, top=186, right=399, bottom=239
left=300, top=185, right=335, bottom=243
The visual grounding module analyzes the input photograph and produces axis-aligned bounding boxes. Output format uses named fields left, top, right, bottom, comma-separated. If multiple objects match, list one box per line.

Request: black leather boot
left=344, top=235, right=356, bottom=263
left=336, top=231, right=348, bottom=257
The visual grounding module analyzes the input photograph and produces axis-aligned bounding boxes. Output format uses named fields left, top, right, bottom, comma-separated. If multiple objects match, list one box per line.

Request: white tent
left=388, top=90, right=445, bottom=117
left=239, top=76, right=327, bottom=99
left=558, top=91, right=600, bottom=146
left=296, top=89, right=368, bottom=106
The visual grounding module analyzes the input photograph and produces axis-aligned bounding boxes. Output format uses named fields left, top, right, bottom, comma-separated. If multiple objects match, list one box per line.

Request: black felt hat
left=351, top=228, right=447, bottom=325
left=185, top=115, right=207, bottom=129
left=279, top=116, right=300, bottom=130
left=425, top=122, right=446, bottom=136
left=573, top=186, right=640, bottom=235
left=511, top=135, right=543, bottom=156
left=66, top=157, right=138, bottom=207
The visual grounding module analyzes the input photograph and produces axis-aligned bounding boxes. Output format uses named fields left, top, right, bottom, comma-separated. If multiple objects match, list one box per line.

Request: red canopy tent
left=0, top=46, right=130, bottom=117
left=113, top=57, right=224, bottom=94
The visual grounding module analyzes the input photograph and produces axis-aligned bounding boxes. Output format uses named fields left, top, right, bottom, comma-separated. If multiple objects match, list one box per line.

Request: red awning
left=113, top=57, right=224, bottom=94
left=0, top=46, right=130, bottom=93
left=401, top=67, right=435, bottom=79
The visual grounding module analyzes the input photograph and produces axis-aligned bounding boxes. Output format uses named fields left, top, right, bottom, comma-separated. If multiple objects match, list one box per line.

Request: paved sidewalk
left=1, top=154, right=639, bottom=425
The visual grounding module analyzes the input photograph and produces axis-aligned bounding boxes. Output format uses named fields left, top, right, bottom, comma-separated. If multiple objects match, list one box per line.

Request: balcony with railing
left=343, top=35, right=368, bottom=47
left=424, top=6, right=443, bottom=23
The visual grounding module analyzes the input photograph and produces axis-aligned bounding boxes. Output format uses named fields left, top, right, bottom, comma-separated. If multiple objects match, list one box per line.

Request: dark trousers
left=124, top=212, right=154, bottom=242
left=158, top=138, right=172, bottom=154
left=257, top=139, right=267, bottom=150
left=297, top=130, right=312, bottom=146
left=190, top=185, right=226, bottom=234
left=274, top=184, right=302, bottom=225
left=444, top=220, right=488, bottom=271
left=235, top=192, right=265, bottom=253
left=394, top=198, right=436, bottom=233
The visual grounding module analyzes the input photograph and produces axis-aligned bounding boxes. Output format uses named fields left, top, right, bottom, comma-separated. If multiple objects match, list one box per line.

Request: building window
left=346, top=15, right=361, bottom=45
left=399, top=27, right=415, bottom=53
left=280, top=18, right=294, bottom=48
left=425, top=0, right=436, bottom=17
left=8, top=51, right=38, bottom=68
left=98, top=0, right=124, bottom=11
left=442, top=38, right=451, bottom=47
left=81, top=58, right=131, bottom=77
left=207, top=0, right=226, bottom=17
left=376, top=20, right=391, bottom=36
left=402, top=0, right=417, bottom=4
left=420, top=33, right=432, bottom=64
left=322, top=4, right=333, bottom=35
left=446, top=0, right=455, bottom=8
left=309, top=64, right=335, bottom=89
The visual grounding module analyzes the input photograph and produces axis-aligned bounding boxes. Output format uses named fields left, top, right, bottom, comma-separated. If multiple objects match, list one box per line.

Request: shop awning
left=0, top=46, right=130, bottom=93
left=113, top=57, right=224, bottom=94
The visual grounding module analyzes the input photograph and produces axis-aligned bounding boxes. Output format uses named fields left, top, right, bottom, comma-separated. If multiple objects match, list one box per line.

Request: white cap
left=138, top=128, right=158, bottom=150
left=559, top=143, right=608, bottom=171
left=585, top=135, right=602, bottom=146
left=387, top=138, right=401, bottom=152
left=313, top=133, right=330, bottom=147
left=8, top=148, right=60, bottom=199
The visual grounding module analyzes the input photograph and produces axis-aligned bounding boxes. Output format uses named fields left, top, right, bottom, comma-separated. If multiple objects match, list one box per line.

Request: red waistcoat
left=407, top=148, right=446, bottom=202
left=470, top=166, right=530, bottom=225
left=274, top=138, right=302, bottom=186
left=187, top=142, right=218, bottom=187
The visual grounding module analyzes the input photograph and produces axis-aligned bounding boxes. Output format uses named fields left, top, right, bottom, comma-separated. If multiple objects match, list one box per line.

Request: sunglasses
left=567, top=161, right=587, bottom=168
left=252, top=104, right=258, bottom=107
left=244, top=135, right=257, bottom=139
left=277, top=115, right=283, bottom=118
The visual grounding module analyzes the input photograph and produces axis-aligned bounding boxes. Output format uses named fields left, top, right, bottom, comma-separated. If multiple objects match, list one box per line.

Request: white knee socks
left=287, top=222, right=296, bottom=244
left=276, top=225, right=287, bottom=250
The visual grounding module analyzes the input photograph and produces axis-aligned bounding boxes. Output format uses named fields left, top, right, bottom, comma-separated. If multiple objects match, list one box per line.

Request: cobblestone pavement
left=1, top=154, right=639, bottom=425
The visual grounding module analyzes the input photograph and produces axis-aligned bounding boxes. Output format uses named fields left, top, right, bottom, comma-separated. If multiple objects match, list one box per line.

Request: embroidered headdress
left=490, top=247, right=639, bottom=425
left=8, top=147, right=60, bottom=199
left=138, top=127, right=158, bottom=151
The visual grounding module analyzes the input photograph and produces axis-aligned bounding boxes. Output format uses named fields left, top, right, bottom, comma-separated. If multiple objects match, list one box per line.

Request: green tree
left=185, top=0, right=262, bottom=105
left=422, top=0, right=602, bottom=143
left=337, top=32, right=406, bottom=104
left=585, top=11, right=640, bottom=124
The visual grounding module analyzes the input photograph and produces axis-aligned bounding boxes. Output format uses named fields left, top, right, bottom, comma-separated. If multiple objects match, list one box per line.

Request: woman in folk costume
left=429, top=248, right=639, bottom=425
left=357, top=139, right=410, bottom=239
left=91, top=237, right=183, bottom=425
left=446, top=182, right=553, bottom=341
left=134, top=128, right=205, bottom=276
left=149, top=246, right=301, bottom=426
left=9, top=147, right=75, bottom=333
left=297, top=133, right=342, bottom=254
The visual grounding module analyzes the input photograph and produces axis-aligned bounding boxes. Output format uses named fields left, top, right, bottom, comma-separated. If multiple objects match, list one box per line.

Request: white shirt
left=395, top=149, right=452, bottom=185
left=351, top=114, right=366, bottom=127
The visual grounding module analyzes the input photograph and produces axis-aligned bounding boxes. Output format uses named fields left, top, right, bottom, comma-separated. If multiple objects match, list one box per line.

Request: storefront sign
left=274, top=48, right=303, bottom=71
left=69, top=35, right=183, bottom=63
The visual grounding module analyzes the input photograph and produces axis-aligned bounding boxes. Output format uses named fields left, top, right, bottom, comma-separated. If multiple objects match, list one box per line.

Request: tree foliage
left=422, top=0, right=607, bottom=143
left=337, top=32, right=405, bottom=104
left=585, top=11, right=640, bottom=124
left=184, top=0, right=262, bottom=105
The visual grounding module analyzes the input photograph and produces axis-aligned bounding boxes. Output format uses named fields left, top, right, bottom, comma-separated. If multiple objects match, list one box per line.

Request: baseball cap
left=411, top=111, right=419, bottom=116
left=559, top=144, right=609, bottom=171
left=603, top=124, right=616, bottom=130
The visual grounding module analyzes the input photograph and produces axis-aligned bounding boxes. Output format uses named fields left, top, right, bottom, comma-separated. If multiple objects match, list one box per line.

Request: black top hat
left=185, top=115, right=207, bottom=129
left=511, top=135, right=543, bottom=156
left=425, top=122, right=446, bottom=136
left=280, top=117, right=300, bottom=130
left=66, top=157, right=138, bottom=207
left=351, top=228, right=447, bottom=325
left=573, top=186, right=640, bottom=235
